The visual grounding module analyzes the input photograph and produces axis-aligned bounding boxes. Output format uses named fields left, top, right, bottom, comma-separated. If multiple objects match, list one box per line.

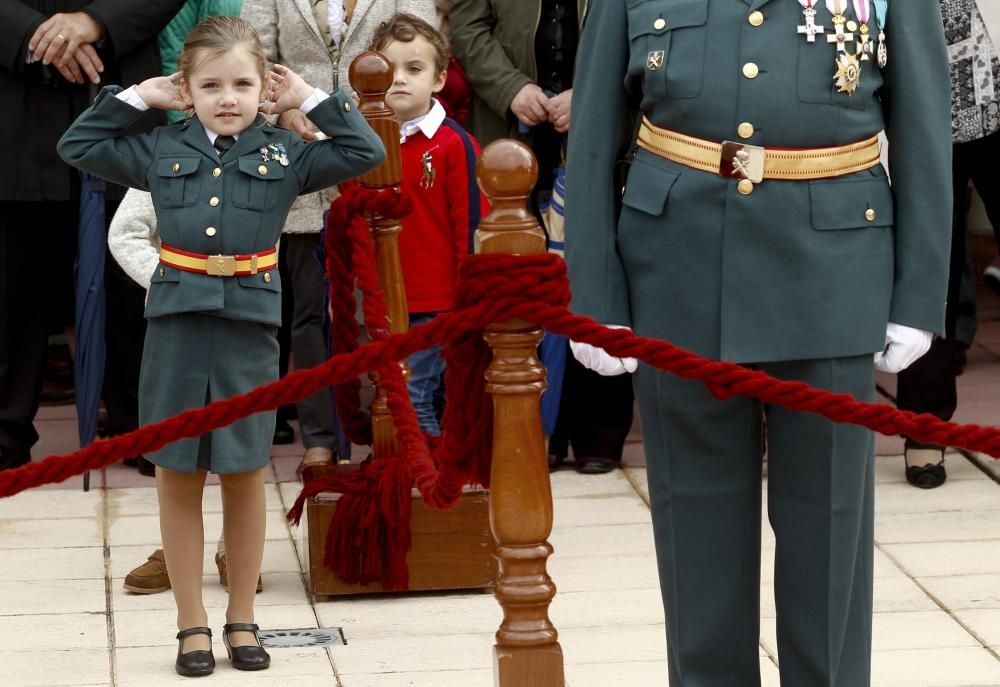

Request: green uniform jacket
left=58, top=86, right=385, bottom=327
left=449, top=0, right=587, bottom=144
left=565, top=0, right=951, bottom=363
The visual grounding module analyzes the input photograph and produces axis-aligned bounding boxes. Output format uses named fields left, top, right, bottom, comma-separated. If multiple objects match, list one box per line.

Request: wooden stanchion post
left=350, top=52, right=408, bottom=456
left=478, top=140, right=564, bottom=686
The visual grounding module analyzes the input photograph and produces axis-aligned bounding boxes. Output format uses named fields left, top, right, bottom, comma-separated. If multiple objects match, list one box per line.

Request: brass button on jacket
left=209, top=196, right=220, bottom=207
left=258, top=165, right=268, bottom=176
left=205, top=226, right=217, bottom=237
left=171, top=162, right=180, bottom=173
left=737, top=179, right=755, bottom=195
left=748, top=11, right=764, bottom=26
left=654, top=17, right=666, bottom=30
left=743, top=63, right=760, bottom=79
left=263, top=272, right=272, bottom=283
left=738, top=122, right=755, bottom=139
left=865, top=209, right=876, bottom=222
left=212, top=167, right=222, bottom=177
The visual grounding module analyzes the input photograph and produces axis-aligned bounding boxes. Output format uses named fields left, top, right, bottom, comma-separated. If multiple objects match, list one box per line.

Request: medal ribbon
left=872, top=0, right=887, bottom=29
left=825, top=0, right=846, bottom=16
left=852, top=0, right=870, bottom=24
left=798, top=0, right=816, bottom=7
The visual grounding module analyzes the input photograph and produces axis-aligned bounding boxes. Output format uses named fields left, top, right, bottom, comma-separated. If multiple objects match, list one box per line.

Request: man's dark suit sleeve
left=82, top=0, right=187, bottom=59
left=0, top=3, right=45, bottom=73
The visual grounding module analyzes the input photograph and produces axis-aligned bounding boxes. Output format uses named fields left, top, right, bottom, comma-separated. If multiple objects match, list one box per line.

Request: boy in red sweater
left=371, top=14, right=488, bottom=436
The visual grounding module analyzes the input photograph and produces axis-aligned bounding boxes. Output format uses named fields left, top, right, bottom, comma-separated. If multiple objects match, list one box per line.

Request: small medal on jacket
left=419, top=150, right=436, bottom=189
left=852, top=0, right=872, bottom=61
left=825, top=0, right=854, bottom=52
left=797, top=0, right=826, bottom=42
left=873, top=0, right=888, bottom=67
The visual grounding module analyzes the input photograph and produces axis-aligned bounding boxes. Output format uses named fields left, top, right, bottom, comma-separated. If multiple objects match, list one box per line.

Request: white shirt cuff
left=115, top=86, right=150, bottom=111
left=299, top=88, right=329, bottom=115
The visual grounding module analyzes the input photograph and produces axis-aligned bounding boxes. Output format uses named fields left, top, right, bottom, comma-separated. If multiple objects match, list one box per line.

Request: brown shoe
left=123, top=549, right=170, bottom=594
left=296, top=446, right=335, bottom=480
left=215, top=551, right=263, bottom=593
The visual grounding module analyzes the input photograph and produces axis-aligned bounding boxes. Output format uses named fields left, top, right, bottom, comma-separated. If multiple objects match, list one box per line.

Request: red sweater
left=399, top=101, right=489, bottom=313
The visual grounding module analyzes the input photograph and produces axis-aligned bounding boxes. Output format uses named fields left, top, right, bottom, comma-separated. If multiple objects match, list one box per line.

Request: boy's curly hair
left=370, top=13, right=451, bottom=76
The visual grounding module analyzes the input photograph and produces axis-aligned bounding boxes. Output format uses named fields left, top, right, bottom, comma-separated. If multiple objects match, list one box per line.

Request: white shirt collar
left=399, top=99, right=446, bottom=142
left=203, top=128, right=239, bottom=145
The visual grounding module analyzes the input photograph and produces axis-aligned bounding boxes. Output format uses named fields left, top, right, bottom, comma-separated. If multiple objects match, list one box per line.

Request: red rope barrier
left=3, top=251, right=1000, bottom=585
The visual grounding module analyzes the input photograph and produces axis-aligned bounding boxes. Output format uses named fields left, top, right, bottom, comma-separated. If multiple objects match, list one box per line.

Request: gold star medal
left=833, top=51, right=861, bottom=94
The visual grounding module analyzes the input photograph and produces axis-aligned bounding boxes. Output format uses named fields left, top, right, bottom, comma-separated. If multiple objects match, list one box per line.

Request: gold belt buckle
left=720, top=141, right=765, bottom=183
left=249, top=255, right=258, bottom=275
left=205, top=254, right=237, bottom=277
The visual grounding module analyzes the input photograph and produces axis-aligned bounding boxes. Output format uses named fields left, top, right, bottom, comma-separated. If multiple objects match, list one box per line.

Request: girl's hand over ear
left=135, top=73, right=191, bottom=112
left=260, top=64, right=315, bottom=115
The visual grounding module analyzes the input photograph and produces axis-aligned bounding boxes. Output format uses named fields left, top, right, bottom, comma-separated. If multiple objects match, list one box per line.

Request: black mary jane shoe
left=175, top=627, right=215, bottom=677
left=575, top=457, right=619, bottom=475
left=904, top=443, right=947, bottom=490
left=906, top=461, right=947, bottom=489
left=223, top=623, right=270, bottom=671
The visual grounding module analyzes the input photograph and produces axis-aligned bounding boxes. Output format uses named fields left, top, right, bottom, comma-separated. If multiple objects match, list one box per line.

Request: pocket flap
left=621, top=153, right=680, bottom=216
left=628, top=0, right=707, bottom=39
left=809, top=175, right=894, bottom=230
left=155, top=157, right=200, bottom=177
left=238, top=157, right=286, bottom=180
left=236, top=270, right=281, bottom=291
left=150, top=263, right=181, bottom=283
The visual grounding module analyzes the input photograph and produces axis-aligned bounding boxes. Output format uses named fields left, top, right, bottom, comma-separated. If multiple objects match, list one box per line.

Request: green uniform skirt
left=139, top=313, right=278, bottom=474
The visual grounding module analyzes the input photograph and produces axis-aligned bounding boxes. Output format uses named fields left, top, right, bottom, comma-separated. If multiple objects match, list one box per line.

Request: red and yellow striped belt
left=159, top=243, right=277, bottom=277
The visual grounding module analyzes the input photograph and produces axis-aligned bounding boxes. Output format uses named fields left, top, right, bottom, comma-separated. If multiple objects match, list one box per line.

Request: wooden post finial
left=479, top=140, right=564, bottom=686
left=475, top=140, right=545, bottom=256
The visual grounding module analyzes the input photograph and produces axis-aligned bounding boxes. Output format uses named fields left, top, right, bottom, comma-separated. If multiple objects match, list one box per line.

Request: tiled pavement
left=3, top=292, right=1000, bottom=685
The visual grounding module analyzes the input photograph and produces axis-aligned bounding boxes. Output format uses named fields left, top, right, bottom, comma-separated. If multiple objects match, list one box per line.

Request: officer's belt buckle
left=205, top=254, right=237, bottom=277
left=720, top=141, right=765, bottom=183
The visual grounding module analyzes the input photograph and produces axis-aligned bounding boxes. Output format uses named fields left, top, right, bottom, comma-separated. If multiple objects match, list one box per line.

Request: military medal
left=873, top=0, right=888, bottom=67
left=852, top=0, right=872, bottom=61
left=825, top=0, right=854, bottom=52
left=797, top=0, right=826, bottom=43
left=826, top=0, right=860, bottom=94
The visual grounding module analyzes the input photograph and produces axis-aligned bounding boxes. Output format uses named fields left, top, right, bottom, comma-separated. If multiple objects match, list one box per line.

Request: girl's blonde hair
left=178, top=16, right=268, bottom=82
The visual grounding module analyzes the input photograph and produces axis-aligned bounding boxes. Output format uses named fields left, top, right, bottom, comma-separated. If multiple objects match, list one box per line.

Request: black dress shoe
left=223, top=623, right=270, bottom=671
left=272, top=418, right=295, bottom=445
left=904, top=444, right=947, bottom=490
left=575, top=457, right=619, bottom=474
left=175, top=627, right=215, bottom=677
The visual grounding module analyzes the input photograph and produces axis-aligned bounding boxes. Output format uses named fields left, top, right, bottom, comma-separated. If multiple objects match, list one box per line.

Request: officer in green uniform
left=565, top=0, right=950, bottom=684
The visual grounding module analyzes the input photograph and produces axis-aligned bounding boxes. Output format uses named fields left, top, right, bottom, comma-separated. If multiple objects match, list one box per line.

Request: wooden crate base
left=306, top=486, right=498, bottom=598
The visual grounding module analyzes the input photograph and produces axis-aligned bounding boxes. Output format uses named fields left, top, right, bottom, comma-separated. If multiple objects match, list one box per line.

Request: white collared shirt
left=399, top=99, right=446, bottom=143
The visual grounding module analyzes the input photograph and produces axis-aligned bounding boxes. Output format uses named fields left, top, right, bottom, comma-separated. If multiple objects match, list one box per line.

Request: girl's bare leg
left=219, top=468, right=266, bottom=647
left=156, top=466, right=210, bottom=652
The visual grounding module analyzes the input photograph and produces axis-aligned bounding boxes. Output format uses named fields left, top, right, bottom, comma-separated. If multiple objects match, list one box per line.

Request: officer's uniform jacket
left=58, top=85, right=386, bottom=328
left=565, top=0, right=952, bottom=363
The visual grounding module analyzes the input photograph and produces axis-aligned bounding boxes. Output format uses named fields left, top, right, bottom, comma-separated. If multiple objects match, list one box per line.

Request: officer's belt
left=637, top=117, right=881, bottom=183
left=159, top=243, right=278, bottom=277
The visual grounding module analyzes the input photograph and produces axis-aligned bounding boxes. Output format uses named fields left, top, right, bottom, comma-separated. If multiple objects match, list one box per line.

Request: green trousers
left=635, top=355, right=875, bottom=686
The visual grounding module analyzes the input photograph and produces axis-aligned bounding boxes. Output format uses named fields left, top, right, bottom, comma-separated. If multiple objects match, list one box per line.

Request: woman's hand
left=260, top=64, right=315, bottom=115
left=135, top=73, right=191, bottom=111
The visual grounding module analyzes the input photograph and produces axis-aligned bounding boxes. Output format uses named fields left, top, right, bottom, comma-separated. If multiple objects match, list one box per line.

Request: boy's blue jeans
left=406, top=313, right=446, bottom=436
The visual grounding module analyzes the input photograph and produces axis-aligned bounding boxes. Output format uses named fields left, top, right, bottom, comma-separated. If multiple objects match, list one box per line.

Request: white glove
left=873, top=322, right=933, bottom=373
left=570, top=325, right=639, bottom=376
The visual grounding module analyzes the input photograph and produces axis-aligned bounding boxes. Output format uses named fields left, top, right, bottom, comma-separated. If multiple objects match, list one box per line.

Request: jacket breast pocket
left=231, top=158, right=286, bottom=212
left=809, top=171, right=894, bottom=230
left=154, top=157, right=201, bottom=208
left=627, top=0, right=708, bottom=100
left=796, top=26, right=882, bottom=111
